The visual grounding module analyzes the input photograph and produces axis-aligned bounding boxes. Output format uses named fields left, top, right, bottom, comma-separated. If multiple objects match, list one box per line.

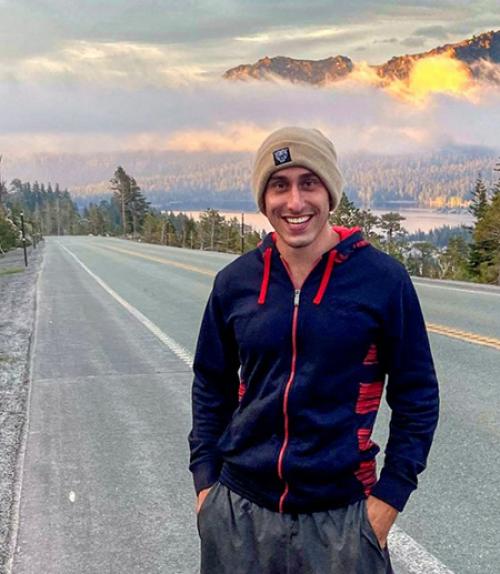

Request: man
left=189, top=127, right=439, bottom=573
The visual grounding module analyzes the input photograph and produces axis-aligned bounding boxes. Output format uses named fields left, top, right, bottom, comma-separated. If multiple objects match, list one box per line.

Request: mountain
left=223, top=30, right=500, bottom=85
left=375, top=30, right=500, bottom=83
left=223, top=55, right=353, bottom=84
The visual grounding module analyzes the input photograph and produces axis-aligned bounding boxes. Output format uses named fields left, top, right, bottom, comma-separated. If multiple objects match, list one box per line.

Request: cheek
left=263, top=195, right=280, bottom=216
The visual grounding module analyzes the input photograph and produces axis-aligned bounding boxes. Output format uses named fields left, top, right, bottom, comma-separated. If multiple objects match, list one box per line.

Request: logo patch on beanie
left=273, top=147, right=292, bottom=166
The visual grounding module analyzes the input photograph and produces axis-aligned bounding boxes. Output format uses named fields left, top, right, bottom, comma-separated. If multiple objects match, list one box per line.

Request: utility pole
left=121, top=191, right=127, bottom=236
left=160, top=220, right=166, bottom=245
left=210, top=216, right=215, bottom=251
left=20, top=211, right=28, bottom=266
left=56, top=195, right=61, bottom=236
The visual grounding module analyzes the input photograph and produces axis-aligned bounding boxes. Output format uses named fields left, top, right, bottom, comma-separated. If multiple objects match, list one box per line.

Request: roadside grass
left=0, top=267, right=24, bottom=276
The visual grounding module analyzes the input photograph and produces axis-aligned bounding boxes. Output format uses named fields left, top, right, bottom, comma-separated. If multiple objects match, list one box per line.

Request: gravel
left=0, top=244, right=43, bottom=574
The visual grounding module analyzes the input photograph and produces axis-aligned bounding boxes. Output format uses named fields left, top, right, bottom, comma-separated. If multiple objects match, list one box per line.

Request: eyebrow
left=268, top=172, right=319, bottom=182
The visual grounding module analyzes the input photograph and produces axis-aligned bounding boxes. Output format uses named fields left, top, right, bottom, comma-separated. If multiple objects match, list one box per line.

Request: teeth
left=286, top=216, right=311, bottom=224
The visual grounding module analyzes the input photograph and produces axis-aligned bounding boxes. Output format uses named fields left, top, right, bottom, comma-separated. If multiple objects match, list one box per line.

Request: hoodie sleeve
left=188, top=276, right=240, bottom=494
left=371, top=271, right=440, bottom=512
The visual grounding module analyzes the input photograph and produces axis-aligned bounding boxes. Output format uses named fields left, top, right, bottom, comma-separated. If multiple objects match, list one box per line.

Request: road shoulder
left=0, top=245, right=43, bottom=574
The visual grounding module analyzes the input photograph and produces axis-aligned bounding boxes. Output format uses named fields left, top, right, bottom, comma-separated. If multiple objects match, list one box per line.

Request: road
left=11, top=236, right=500, bottom=574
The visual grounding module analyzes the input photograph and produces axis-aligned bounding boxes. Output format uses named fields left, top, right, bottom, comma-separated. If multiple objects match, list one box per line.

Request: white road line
left=390, top=525, right=454, bottom=574
left=413, top=280, right=500, bottom=297
left=61, top=244, right=455, bottom=574
left=61, top=245, right=194, bottom=366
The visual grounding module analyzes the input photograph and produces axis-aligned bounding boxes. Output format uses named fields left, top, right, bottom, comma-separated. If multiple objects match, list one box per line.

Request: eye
left=268, top=179, right=287, bottom=192
left=301, top=178, right=320, bottom=189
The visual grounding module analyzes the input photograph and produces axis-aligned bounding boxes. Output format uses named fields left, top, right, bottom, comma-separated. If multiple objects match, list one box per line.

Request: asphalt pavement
left=11, top=236, right=500, bottom=574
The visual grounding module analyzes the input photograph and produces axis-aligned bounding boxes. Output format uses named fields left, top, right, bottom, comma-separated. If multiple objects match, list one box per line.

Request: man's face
left=263, top=167, right=331, bottom=252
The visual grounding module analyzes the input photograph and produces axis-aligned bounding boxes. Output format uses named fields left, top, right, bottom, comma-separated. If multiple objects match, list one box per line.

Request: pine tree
left=128, top=178, right=150, bottom=236
left=467, top=172, right=496, bottom=280
left=473, top=191, right=500, bottom=284
left=0, top=181, right=8, bottom=215
left=492, top=158, right=500, bottom=201
left=441, top=236, right=469, bottom=280
left=329, top=194, right=361, bottom=228
left=468, top=174, right=489, bottom=222
left=110, top=167, right=149, bottom=236
left=199, top=208, right=225, bottom=251
left=406, top=242, right=440, bottom=278
left=0, top=215, right=18, bottom=253
left=378, top=212, right=407, bottom=261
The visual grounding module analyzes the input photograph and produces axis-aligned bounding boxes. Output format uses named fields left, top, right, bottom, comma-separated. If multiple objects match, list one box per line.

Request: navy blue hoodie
left=189, top=226, right=439, bottom=513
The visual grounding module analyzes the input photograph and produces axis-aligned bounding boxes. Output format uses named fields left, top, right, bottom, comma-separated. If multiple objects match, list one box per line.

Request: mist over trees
left=56, top=148, right=498, bottom=212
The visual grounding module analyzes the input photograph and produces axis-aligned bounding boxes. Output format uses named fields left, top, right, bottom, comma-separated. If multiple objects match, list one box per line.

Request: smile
left=283, top=215, right=313, bottom=224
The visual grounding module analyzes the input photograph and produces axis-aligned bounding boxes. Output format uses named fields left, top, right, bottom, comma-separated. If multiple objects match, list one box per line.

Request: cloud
left=383, top=53, right=479, bottom=105
left=413, top=25, right=450, bottom=39
left=401, top=36, right=427, bottom=48
left=1, top=0, right=498, bottom=72
left=470, top=60, right=500, bottom=84
left=165, top=124, right=271, bottom=153
left=374, top=38, right=398, bottom=45
left=233, top=24, right=370, bottom=50
left=322, top=51, right=485, bottom=107
left=1, top=40, right=208, bottom=87
left=1, top=70, right=499, bottom=161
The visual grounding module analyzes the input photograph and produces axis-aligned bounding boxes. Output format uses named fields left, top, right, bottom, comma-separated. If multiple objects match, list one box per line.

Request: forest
left=1, top=163, right=499, bottom=285
left=7, top=146, right=495, bottom=211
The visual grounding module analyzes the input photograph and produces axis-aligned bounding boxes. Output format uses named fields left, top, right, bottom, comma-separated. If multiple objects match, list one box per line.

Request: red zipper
left=277, top=288, right=300, bottom=512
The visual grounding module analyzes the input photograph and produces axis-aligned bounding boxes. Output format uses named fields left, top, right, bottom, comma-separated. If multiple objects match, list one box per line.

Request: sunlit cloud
left=1, top=54, right=499, bottom=162
left=385, top=53, right=478, bottom=105
left=4, top=40, right=209, bottom=87
left=234, top=24, right=368, bottom=44
left=0, top=132, right=167, bottom=155
left=165, top=124, right=272, bottom=153
left=325, top=52, right=484, bottom=107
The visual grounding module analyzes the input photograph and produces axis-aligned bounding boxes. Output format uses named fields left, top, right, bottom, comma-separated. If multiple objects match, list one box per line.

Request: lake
left=173, top=208, right=474, bottom=234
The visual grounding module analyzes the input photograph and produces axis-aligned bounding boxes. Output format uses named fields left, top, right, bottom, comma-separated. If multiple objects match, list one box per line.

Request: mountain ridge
left=223, top=30, right=500, bottom=85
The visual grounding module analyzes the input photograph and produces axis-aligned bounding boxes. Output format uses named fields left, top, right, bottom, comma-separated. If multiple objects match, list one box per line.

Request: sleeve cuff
left=370, top=468, right=417, bottom=512
left=191, top=460, right=220, bottom=495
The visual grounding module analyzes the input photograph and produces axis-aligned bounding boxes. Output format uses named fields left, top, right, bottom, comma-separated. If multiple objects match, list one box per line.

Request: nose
left=287, top=184, right=305, bottom=213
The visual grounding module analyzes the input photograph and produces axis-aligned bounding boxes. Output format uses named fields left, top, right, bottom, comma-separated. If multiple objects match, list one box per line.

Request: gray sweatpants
left=198, top=483, right=393, bottom=574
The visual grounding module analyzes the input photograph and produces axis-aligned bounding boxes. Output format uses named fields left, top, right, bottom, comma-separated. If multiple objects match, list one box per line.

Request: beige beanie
left=252, top=126, right=344, bottom=213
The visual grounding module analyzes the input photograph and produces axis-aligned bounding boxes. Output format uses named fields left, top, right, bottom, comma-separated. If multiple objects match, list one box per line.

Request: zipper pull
left=294, top=289, right=301, bottom=306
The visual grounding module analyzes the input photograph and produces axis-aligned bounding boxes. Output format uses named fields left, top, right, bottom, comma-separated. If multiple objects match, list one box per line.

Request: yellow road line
left=94, top=242, right=500, bottom=351
left=427, top=323, right=500, bottom=351
left=95, top=243, right=217, bottom=278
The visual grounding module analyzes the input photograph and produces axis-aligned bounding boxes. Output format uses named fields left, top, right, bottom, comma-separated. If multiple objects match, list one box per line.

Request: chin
left=283, top=235, right=314, bottom=249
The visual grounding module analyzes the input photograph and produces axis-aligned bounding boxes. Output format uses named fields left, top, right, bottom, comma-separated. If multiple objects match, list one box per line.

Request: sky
left=0, top=0, right=499, bottom=161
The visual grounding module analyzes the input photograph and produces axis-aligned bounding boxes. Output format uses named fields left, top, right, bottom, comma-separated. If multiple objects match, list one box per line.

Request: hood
left=259, top=226, right=368, bottom=258
left=257, top=226, right=369, bottom=305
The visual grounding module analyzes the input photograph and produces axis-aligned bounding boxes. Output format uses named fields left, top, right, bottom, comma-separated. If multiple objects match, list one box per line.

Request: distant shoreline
left=170, top=207, right=474, bottom=234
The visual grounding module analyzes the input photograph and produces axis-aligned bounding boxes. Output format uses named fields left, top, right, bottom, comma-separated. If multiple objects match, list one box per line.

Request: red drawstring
left=258, top=247, right=272, bottom=304
left=260, top=247, right=336, bottom=305
left=313, top=250, right=336, bottom=305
